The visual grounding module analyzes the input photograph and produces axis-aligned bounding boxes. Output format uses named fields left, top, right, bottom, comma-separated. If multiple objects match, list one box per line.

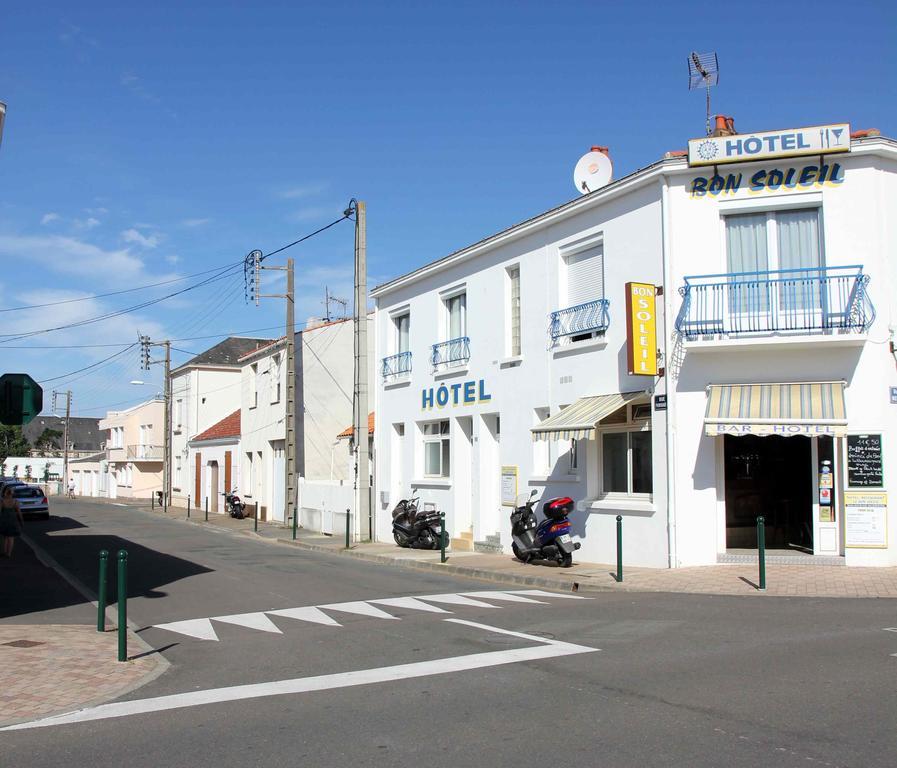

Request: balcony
left=550, top=299, right=610, bottom=346
left=127, top=444, right=164, bottom=461
left=381, top=351, right=412, bottom=380
left=430, top=337, right=470, bottom=372
left=675, top=266, right=874, bottom=343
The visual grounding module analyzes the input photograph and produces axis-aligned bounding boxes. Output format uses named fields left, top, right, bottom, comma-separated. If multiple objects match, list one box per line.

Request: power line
left=0, top=324, right=286, bottom=349
left=37, top=344, right=138, bottom=384
left=261, top=213, right=351, bottom=261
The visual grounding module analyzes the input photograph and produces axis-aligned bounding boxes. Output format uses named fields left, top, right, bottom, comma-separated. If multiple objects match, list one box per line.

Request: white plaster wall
left=188, top=440, right=241, bottom=514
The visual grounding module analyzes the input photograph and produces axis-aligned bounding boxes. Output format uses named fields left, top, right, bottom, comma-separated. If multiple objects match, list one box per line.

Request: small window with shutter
left=565, top=242, right=604, bottom=307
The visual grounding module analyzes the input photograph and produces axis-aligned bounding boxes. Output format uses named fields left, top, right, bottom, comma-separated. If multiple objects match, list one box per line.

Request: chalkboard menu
left=847, top=434, right=883, bottom=487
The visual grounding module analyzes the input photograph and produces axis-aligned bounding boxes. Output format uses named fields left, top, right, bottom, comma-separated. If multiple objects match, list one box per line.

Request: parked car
left=10, top=484, right=49, bottom=520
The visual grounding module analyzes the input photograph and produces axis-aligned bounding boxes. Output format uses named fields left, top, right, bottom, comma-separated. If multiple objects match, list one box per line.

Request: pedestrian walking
left=67, top=477, right=76, bottom=499
left=0, top=485, right=24, bottom=558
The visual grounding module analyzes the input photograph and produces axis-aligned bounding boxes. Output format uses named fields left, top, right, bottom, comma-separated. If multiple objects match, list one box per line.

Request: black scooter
left=510, top=489, right=580, bottom=567
left=223, top=488, right=246, bottom=519
left=392, top=493, right=443, bottom=549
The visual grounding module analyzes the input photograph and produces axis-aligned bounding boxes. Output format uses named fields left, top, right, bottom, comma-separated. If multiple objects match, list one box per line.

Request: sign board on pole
left=0, top=373, right=43, bottom=426
left=687, top=123, right=850, bottom=166
left=625, top=282, right=658, bottom=376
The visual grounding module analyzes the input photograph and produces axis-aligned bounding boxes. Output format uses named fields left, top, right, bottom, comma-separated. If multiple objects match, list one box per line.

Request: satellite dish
left=573, top=148, right=612, bottom=195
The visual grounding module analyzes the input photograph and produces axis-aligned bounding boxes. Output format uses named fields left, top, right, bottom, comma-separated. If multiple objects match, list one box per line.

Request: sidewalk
left=139, top=502, right=897, bottom=599
left=0, top=535, right=167, bottom=728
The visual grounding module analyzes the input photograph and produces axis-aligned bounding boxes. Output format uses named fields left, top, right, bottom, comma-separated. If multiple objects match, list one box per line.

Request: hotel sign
left=688, top=123, right=850, bottom=166
left=625, top=282, right=657, bottom=377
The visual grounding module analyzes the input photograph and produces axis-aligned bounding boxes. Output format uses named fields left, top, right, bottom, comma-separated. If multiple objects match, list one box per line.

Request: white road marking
left=369, top=597, right=452, bottom=613
left=112, top=503, right=128, bottom=507
left=213, top=613, right=282, bottom=634
left=417, top=594, right=501, bottom=609
left=153, top=619, right=220, bottom=642
left=463, top=591, right=547, bottom=604
left=508, top=589, right=592, bottom=600
left=883, top=627, right=897, bottom=633
left=3, top=621, right=598, bottom=730
left=268, top=607, right=342, bottom=627
left=318, top=601, right=401, bottom=620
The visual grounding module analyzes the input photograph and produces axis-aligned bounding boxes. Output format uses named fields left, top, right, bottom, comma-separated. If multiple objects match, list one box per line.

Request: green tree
left=24, top=464, right=33, bottom=480
left=35, top=427, right=63, bottom=457
left=0, top=425, right=29, bottom=464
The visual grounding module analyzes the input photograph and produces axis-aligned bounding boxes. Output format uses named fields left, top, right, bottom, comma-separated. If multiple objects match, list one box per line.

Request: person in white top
left=67, top=477, right=76, bottom=499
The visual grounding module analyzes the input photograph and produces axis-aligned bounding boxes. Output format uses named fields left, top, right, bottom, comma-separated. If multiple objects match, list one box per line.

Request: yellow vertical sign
left=626, top=282, right=658, bottom=376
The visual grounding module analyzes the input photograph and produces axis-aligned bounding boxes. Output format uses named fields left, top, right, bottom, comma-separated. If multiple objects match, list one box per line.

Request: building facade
left=373, top=125, right=897, bottom=567
left=99, top=398, right=165, bottom=499
left=188, top=410, right=241, bottom=514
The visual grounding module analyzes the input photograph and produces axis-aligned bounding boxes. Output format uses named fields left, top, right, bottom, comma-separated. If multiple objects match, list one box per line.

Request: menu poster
left=844, top=491, right=888, bottom=548
left=847, top=434, right=883, bottom=488
left=501, top=466, right=518, bottom=507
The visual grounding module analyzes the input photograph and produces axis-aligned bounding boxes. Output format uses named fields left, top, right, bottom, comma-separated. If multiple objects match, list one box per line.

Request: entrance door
left=477, top=414, right=501, bottom=540
left=209, top=461, right=219, bottom=513
left=724, top=435, right=812, bottom=550
left=454, top=417, right=474, bottom=536
left=271, top=440, right=285, bottom=522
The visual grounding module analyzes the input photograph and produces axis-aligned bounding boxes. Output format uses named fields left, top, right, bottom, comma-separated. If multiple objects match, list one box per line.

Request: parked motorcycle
left=392, top=493, right=443, bottom=549
left=223, top=488, right=246, bottom=519
left=510, top=489, right=580, bottom=567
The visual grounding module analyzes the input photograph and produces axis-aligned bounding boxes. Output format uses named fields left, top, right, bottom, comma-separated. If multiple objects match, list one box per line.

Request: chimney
left=711, top=115, right=737, bottom=137
left=590, top=145, right=610, bottom=157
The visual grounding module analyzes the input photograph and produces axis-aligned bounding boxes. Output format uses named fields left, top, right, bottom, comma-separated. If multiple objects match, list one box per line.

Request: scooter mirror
left=530, top=489, right=538, bottom=498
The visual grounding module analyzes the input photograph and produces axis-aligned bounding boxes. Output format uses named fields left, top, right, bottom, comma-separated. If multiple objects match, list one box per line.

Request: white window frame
left=394, top=311, right=411, bottom=355
left=422, top=420, right=451, bottom=478
left=506, top=265, right=521, bottom=357
left=249, top=363, right=259, bottom=409
left=269, top=354, right=282, bottom=404
left=597, top=405, right=652, bottom=500
left=441, top=287, right=467, bottom=342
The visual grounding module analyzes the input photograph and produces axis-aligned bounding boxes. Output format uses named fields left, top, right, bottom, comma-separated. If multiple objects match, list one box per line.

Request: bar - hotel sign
left=626, top=282, right=658, bottom=376
left=688, top=123, right=850, bottom=166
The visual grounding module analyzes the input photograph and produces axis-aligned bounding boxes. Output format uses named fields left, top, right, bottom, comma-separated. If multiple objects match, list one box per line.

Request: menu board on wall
left=501, top=466, right=518, bottom=507
left=847, top=434, right=883, bottom=488
left=844, top=491, right=888, bottom=548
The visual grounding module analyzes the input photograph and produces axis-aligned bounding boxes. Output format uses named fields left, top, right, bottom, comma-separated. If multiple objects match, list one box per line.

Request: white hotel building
left=372, top=123, right=897, bottom=568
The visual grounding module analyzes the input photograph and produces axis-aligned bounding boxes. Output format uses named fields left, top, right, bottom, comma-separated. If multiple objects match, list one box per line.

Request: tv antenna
left=688, top=51, right=719, bottom=136
left=324, top=286, right=347, bottom=321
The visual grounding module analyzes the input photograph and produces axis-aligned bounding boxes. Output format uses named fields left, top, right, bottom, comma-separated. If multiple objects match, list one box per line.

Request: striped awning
left=531, top=391, right=646, bottom=442
left=704, top=382, right=847, bottom=438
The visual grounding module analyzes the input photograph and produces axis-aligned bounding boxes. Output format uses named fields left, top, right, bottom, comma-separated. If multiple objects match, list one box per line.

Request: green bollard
left=117, top=549, right=128, bottom=662
left=97, top=550, right=108, bottom=632
left=292, top=501, right=298, bottom=541
left=757, top=516, right=766, bottom=591
left=616, top=515, right=623, bottom=583
left=151, top=491, right=154, bottom=510
left=440, top=512, right=447, bottom=563
left=345, top=508, right=351, bottom=549
left=204, top=496, right=208, bottom=522
left=187, top=495, right=191, bottom=519
left=254, top=501, right=259, bottom=533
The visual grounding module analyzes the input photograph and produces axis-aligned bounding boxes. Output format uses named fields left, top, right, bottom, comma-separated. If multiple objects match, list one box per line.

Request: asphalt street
left=3, top=498, right=896, bottom=768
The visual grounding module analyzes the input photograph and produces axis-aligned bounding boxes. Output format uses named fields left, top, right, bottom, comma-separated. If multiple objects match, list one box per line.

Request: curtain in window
left=396, top=314, right=410, bottom=353
left=726, top=213, right=769, bottom=314
left=777, top=209, right=821, bottom=311
left=448, top=295, right=466, bottom=339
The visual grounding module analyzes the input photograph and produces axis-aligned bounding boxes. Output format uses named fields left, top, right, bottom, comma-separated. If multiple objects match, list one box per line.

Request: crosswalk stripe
left=417, top=594, right=501, bottom=609
left=462, top=591, right=548, bottom=604
left=318, top=601, right=401, bottom=620
left=153, top=618, right=220, bottom=642
left=268, top=607, right=342, bottom=627
left=507, top=589, right=592, bottom=600
left=213, top=613, right=283, bottom=634
left=369, top=597, right=452, bottom=614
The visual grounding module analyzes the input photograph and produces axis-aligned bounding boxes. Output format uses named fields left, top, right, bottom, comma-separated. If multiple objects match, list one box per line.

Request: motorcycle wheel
left=393, top=531, right=409, bottom=548
left=512, top=542, right=530, bottom=563
left=560, top=553, right=573, bottom=568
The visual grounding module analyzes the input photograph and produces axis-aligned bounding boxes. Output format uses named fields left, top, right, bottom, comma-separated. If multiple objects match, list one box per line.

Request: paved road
left=4, top=499, right=896, bottom=767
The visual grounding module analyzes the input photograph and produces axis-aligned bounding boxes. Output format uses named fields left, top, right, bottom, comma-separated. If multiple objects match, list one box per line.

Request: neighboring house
left=335, top=412, right=375, bottom=482
left=24, top=416, right=103, bottom=458
left=99, top=398, right=164, bottom=499
left=70, top=452, right=109, bottom=497
left=170, top=336, right=271, bottom=507
left=188, top=410, right=241, bottom=515
left=239, top=317, right=374, bottom=524
left=373, top=123, right=897, bottom=568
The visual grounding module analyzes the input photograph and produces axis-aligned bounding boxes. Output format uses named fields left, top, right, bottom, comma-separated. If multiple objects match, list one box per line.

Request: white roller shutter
left=565, top=243, right=604, bottom=307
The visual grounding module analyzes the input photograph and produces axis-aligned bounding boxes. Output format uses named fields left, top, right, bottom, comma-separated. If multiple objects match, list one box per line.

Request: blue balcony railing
left=381, top=351, right=412, bottom=379
left=430, top=336, right=470, bottom=370
left=675, top=265, right=875, bottom=340
left=550, top=298, right=610, bottom=345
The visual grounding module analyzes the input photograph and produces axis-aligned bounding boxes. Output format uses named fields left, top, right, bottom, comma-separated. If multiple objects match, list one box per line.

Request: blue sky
left=1, top=1, right=894, bottom=419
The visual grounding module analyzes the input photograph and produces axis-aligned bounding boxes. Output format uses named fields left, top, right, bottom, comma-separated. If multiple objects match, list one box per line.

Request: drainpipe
left=660, top=173, right=679, bottom=569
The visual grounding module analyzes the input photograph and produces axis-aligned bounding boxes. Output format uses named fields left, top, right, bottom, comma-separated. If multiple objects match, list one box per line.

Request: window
left=725, top=208, right=822, bottom=313
left=507, top=266, right=521, bottom=356
left=175, top=399, right=183, bottom=430
left=249, top=363, right=258, bottom=408
left=175, top=455, right=182, bottom=488
left=395, top=313, right=410, bottom=354
left=565, top=242, right=604, bottom=307
left=599, top=404, right=652, bottom=497
left=445, top=292, right=466, bottom=340
left=569, top=438, right=578, bottom=472
left=245, top=452, right=253, bottom=494
left=423, top=420, right=450, bottom=477
left=270, top=354, right=282, bottom=404
left=533, top=408, right=558, bottom=473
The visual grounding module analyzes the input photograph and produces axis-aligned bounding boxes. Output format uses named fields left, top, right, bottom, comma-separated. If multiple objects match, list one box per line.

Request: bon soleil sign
left=688, top=123, right=850, bottom=166
left=690, top=161, right=844, bottom=198
left=422, top=379, right=491, bottom=410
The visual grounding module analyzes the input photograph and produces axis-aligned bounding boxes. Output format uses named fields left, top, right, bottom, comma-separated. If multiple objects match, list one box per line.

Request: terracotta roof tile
left=337, top=412, right=375, bottom=439
left=192, top=410, right=241, bottom=442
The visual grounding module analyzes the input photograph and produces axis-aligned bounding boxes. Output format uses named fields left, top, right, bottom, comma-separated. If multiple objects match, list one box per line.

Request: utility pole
left=53, top=390, right=72, bottom=490
left=353, top=201, right=371, bottom=541
left=140, top=336, right=172, bottom=509
left=249, top=251, right=297, bottom=527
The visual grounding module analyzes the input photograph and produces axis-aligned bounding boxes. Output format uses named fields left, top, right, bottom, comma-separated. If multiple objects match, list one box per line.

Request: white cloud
left=287, top=205, right=340, bottom=223
left=0, top=234, right=145, bottom=283
left=181, top=217, right=210, bottom=228
left=74, top=217, right=101, bottom=230
left=165, top=254, right=180, bottom=265
left=41, top=213, right=61, bottom=225
left=121, top=228, right=159, bottom=249
left=85, top=207, right=109, bottom=216
left=280, top=182, right=327, bottom=200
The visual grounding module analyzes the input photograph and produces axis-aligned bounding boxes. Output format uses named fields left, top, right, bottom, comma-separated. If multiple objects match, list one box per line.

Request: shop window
left=423, top=420, right=450, bottom=477
left=598, top=403, right=652, bottom=497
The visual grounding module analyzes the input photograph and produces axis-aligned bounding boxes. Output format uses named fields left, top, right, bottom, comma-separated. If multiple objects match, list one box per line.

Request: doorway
left=209, top=461, right=219, bottom=513
left=723, top=435, right=812, bottom=550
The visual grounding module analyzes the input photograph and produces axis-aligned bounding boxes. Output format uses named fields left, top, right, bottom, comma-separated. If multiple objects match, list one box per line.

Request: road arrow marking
left=213, top=613, right=282, bottom=634
left=369, top=597, right=452, bottom=613
left=3, top=621, right=598, bottom=730
left=317, top=601, right=400, bottom=620
left=152, top=619, right=219, bottom=642
left=267, top=607, right=342, bottom=627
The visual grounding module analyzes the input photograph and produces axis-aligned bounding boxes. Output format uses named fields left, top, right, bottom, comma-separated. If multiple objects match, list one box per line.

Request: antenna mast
left=324, top=286, right=348, bottom=322
left=688, top=51, right=719, bottom=136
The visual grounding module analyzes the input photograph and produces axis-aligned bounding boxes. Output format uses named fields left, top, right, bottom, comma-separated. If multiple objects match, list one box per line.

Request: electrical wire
left=260, top=213, right=351, bottom=261
left=37, top=344, right=138, bottom=384
left=0, top=325, right=286, bottom=349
